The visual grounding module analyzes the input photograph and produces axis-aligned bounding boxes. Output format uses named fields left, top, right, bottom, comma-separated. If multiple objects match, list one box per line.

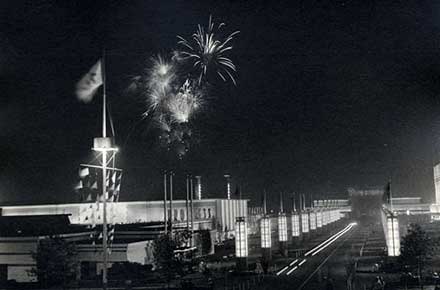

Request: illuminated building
left=0, top=198, right=248, bottom=282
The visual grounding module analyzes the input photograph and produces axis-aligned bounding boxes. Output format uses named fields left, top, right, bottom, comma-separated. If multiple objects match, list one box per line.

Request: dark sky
left=1, top=0, right=440, bottom=206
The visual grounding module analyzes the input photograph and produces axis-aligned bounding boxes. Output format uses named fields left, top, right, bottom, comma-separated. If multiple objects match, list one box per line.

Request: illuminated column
left=322, top=210, right=328, bottom=226
left=316, top=210, right=322, bottom=228
left=278, top=213, right=288, bottom=256
left=301, top=212, right=309, bottom=234
left=235, top=216, right=248, bottom=270
left=386, top=214, right=400, bottom=256
left=224, top=174, right=231, bottom=200
left=291, top=213, right=300, bottom=237
left=195, top=175, right=202, bottom=200
left=260, top=216, right=271, bottom=260
left=309, top=211, right=316, bottom=231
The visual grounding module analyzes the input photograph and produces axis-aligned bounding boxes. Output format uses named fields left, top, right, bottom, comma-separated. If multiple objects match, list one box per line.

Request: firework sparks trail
left=177, top=15, right=239, bottom=85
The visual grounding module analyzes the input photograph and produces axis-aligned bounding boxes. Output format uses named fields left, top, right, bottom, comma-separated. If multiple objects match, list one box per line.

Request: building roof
left=0, top=214, right=87, bottom=237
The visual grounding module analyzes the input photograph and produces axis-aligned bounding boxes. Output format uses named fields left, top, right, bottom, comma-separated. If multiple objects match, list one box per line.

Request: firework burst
left=177, top=15, right=239, bottom=85
left=129, top=16, right=238, bottom=159
left=167, top=79, right=202, bottom=123
left=145, top=55, right=176, bottom=114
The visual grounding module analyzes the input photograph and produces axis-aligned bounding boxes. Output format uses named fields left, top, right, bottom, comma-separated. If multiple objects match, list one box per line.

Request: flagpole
left=102, top=50, right=107, bottom=139
left=190, top=177, right=194, bottom=246
left=169, top=171, right=173, bottom=236
left=164, top=171, right=168, bottom=234
left=101, top=49, right=108, bottom=290
left=186, top=175, right=190, bottom=233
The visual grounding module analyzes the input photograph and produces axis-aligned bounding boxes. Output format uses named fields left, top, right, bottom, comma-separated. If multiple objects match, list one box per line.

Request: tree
left=153, top=232, right=189, bottom=284
left=200, top=229, right=212, bottom=255
left=399, top=224, right=433, bottom=289
left=30, top=237, right=78, bottom=288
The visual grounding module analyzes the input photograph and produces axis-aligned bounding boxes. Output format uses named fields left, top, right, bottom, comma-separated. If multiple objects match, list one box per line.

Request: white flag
left=75, top=60, right=103, bottom=103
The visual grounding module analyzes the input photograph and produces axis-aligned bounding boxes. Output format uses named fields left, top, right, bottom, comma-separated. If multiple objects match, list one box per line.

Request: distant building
left=0, top=198, right=247, bottom=283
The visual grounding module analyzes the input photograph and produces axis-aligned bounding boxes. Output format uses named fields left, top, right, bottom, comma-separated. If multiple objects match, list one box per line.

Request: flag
left=75, top=59, right=102, bottom=103
left=383, top=181, right=391, bottom=205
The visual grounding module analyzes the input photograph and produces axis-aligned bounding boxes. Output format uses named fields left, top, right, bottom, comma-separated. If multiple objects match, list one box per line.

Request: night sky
left=1, top=0, right=440, bottom=206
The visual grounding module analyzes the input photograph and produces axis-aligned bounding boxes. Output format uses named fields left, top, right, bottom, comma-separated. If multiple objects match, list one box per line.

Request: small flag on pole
left=75, top=163, right=122, bottom=250
left=75, top=59, right=103, bottom=103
